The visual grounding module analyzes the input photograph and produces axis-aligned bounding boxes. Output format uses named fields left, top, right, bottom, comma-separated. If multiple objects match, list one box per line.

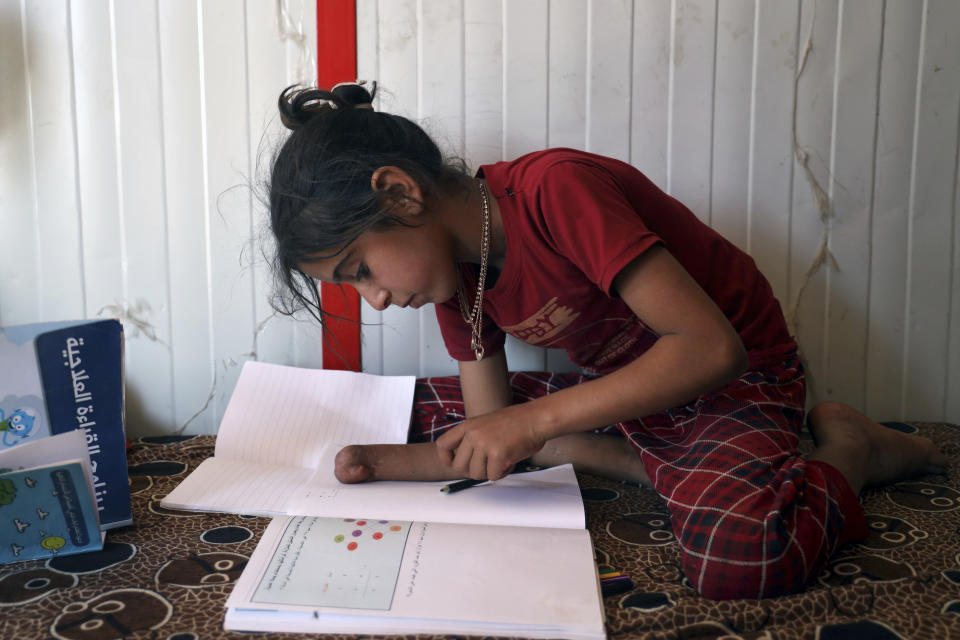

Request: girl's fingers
left=451, top=440, right=474, bottom=476
left=434, top=441, right=451, bottom=465
left=435, top=427, right=464, bottom=462
left=452, top=441, right=487, bottom=481
left=437, top=446, right=453, bottom=466
left=468, top=450, right=487, bottom=480
left=488, top=456, right=514, bottom=482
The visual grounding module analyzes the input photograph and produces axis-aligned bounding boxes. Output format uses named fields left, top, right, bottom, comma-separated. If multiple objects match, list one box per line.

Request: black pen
left=440, top=478, right=489, bottom=494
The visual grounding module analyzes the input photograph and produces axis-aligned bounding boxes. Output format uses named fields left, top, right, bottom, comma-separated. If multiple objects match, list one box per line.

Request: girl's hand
left=435, top=405, right=546, bottom=481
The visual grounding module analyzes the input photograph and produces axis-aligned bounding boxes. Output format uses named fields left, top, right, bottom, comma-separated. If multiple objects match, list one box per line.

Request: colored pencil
left=440, top=478, right=488, bottom=494
left=600, top=576, right=634, bottom=597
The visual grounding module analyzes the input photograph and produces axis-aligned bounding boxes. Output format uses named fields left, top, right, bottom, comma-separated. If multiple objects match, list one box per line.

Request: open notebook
left=160, top=361, right=585, bottom=530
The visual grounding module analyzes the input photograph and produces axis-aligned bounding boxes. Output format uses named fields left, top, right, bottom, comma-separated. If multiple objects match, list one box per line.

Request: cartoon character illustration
left=0, top=408, right=38, bottom=447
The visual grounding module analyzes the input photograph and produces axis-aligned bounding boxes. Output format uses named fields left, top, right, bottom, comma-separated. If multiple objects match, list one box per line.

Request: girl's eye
left=355, top=264, right=369, bottom=281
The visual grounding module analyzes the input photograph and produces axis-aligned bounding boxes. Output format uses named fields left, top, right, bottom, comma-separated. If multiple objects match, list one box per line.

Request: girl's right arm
left=458, top=348, right=512, bottom=418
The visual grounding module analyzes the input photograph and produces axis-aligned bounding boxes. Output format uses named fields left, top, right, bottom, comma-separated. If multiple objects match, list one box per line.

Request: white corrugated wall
left=1, top=0, right=323, bottom=435
left=1, top=0, right=957, bottom=436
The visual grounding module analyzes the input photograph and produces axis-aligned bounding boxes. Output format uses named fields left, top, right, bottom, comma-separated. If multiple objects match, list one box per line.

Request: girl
left=268, top=82, right=945, bottom=599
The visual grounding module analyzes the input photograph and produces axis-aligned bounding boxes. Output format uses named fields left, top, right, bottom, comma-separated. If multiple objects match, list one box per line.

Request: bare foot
left=806, top=401, right=947, bottom=495
left=531, top=433, right=652, bottom=487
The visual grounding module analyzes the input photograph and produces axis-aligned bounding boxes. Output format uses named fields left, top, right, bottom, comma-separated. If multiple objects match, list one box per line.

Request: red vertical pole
left=316, top=0, right=361, bottom=371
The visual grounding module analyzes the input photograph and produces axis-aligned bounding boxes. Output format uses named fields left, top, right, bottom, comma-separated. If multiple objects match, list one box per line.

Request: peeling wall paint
left=786, top=5, right=838, bottom=338
left=98, top=300, right=167, bottom=346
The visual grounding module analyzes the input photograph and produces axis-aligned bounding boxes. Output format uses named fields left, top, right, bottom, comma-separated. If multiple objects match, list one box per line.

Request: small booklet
left=161, top=361, right=586, bottom=530
left=0, top=430, right=104, bottom=564
left=224, top=514, right=605, bottom=639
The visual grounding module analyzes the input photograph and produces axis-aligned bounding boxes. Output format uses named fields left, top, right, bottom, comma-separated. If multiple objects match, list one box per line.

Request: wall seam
left=666, top=0, right=676, bottom=195
left=863, top=0, right=886, bottom=413
left=65, top=0, right=88, bottom=318
left=196, top=1, right=217, bottom=409
left=943, top=49, right=960, bottom=420
left=153, top=0, right=176, bottom=427
left=20, top=0, right=41, bottom=317
left=626, top=0, right=635, bottom=166
left=746, top=0, right=760, bottom=254
left=705, top=0, right=718, bottom=227
left=901, top=0, right=927, bottom=419
left=823, top=0, right=843, bottom=396
left=108, top=0, right=129, bottom=302
left=242, top=0, right=256, bottom=363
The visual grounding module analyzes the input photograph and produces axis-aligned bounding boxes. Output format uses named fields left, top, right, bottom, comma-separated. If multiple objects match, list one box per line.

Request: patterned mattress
left=2, top=422, right=958, bottom=639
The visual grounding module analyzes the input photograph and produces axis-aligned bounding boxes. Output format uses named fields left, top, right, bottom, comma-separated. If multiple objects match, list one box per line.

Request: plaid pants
left=408, top=353, right=867, bottom=599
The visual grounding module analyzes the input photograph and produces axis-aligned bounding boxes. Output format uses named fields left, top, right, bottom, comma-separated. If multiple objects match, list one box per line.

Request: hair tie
left=277, top=81, right=377, bottom=131
left=331, top=80, right=376, bottom=110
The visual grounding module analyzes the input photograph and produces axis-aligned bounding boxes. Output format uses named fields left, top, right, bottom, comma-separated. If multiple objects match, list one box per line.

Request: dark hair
left=268, top=82, right=470, bottom=330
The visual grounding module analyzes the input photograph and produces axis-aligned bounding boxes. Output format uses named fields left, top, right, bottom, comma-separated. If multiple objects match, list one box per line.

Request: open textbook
left=161, top=361, right=586, bottom=530
left=224, top=514, right=604, bottom=639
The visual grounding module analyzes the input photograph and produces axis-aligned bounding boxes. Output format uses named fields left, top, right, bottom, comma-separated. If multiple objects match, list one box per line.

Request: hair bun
left=278, top=81, right=377, bottom=130
left=332, top=80, right=377, bottom=108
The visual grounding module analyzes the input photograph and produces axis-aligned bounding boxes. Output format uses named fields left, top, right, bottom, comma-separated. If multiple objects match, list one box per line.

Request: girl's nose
left=357, top=283, right=389, bottom=311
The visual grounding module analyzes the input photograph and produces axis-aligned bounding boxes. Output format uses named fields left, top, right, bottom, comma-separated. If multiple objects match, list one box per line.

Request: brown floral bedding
left=1, top=422, right=958, bottom=639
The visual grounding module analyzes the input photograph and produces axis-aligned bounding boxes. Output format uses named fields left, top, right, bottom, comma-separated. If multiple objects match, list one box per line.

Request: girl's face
left=298, top=219, right=459, bottom=311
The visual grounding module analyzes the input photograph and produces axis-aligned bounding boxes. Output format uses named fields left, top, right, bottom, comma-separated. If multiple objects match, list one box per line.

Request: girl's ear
left=370, top=166, right=424, bottom=216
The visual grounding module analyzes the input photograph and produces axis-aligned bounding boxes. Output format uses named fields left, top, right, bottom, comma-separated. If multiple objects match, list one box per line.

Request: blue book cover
left=0, top=319, right=131, bottom=529
left=0, top=461, right=103, bottom=564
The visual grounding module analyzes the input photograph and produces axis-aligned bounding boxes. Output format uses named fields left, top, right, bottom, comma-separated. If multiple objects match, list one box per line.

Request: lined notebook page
left=213, top=362, right=415, bottom=469
left=160, top=458, right=314, bottom=516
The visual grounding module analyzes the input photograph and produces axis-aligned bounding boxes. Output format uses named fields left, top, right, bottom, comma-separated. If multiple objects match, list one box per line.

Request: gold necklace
left=457, top=180, right=491, bottom=360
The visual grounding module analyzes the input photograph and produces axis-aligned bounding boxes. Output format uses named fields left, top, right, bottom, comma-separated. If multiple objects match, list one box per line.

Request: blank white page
left=213, top=362, right=415, bottom=469
left=286, top=462, right=586, bottom=530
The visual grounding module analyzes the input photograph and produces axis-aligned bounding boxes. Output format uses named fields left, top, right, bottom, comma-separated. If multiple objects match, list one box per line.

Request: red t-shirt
left=436, top=149, right=794, bottom=375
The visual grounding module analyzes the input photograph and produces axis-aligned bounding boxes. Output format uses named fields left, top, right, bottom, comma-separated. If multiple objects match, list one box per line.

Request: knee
left=683, top=563, right=799, bottom=600
left=679, top=530, right=811, bottom=600
left=682, top=557, right=807, bottom=600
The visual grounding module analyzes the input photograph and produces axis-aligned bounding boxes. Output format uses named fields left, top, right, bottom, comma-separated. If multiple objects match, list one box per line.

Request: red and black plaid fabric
left=408, top=353, right=867, bottom=599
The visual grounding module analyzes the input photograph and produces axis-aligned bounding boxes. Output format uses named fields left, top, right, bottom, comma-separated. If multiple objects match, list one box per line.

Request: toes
left=927, top=448, right=949, bottom=473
